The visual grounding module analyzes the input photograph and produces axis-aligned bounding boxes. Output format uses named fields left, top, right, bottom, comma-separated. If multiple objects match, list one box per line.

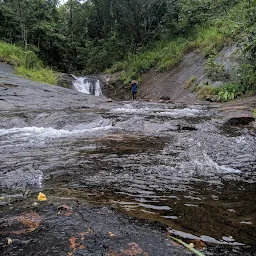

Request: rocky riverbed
left=0, top=63, right=256, bottom=256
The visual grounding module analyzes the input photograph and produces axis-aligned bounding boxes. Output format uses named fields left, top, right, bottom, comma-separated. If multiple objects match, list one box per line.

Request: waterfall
left=72, top=76, right=102, bottom=96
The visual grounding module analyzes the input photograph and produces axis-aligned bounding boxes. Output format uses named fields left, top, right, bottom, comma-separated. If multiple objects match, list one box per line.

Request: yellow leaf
left=109, top=232, right=116, bottom=237
left=38, top=192, right=47, bottom=201
left=7, top=238, right=12, bottom=245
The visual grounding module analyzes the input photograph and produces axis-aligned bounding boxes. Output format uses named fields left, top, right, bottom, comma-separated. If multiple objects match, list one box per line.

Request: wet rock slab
left=0, top=63, right=115, bottom=111
left=0, top=199, right=191, bottom=256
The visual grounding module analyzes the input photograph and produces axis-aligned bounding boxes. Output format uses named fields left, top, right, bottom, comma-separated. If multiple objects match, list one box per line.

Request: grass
left=196, top=85, right=215, bottom=99
left=187, top=25, right=227, bottom=56
left=253, top=109, right=256, bottom=118
left=16, top=66, right=58, bottom=85
left=169, top=235, right=205, bottom=256
left=0, top=41, right=58, bottom=85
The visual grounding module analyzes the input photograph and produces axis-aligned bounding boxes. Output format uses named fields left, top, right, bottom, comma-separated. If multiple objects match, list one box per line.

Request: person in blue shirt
left=130, top=80, right=138, bottom=100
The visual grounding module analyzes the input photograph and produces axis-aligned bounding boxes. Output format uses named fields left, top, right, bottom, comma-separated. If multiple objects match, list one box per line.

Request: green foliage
left=205, top=55, right=225, bottom=80
left=196, top=83, right=243, bottom=102
left=214, top=83, right=242, bottom=102
left=0, top=41, right=58, bottom=85
left=0, top=41, right=42, bottom=69
left=188, top=25, right=227, bottom=56
left=107, top=38, right=188, bottom=83
left=16, top=66, right=58, bottom=85
left=238, top=64, right=256, bottom=92
left=253, top=109, right=256, bottom=118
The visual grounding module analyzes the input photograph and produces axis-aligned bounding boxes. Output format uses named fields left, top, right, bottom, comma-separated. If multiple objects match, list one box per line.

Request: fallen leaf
left=69, top=236, right=76, bottom=251
left=7, top=238, right=12, bottom=245
left=109, top=232, right=116, bottom=237
left=191, top=239, right=206, bottom=249
left=120, top=242, right=144, bottom=255
left=38, top=192, right=47, bottom=201
left=69, top=235, right=86, bottom=252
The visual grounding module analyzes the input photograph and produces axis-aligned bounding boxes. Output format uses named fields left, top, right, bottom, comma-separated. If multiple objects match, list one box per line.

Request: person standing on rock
left=130, top=80, right=138, bottom=101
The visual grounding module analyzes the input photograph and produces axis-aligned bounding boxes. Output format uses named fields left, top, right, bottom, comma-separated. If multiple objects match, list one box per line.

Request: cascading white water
left=72, top=76, right=102, bottom=96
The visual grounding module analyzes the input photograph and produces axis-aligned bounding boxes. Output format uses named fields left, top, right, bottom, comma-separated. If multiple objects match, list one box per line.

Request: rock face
left=99, top=73, right=131, bottom=101
left=57, top=74, right=75, bottom=89
left=223, top=112, right=255, bottom=126
left=140, top=52, right=206, bottom=103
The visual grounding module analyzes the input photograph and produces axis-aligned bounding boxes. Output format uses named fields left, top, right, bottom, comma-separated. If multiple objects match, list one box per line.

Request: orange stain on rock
left=2, top=212, right=41, bottom=235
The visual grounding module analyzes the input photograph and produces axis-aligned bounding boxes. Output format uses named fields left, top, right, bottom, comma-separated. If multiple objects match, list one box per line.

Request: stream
left=0, top=69, right=256, bottom=255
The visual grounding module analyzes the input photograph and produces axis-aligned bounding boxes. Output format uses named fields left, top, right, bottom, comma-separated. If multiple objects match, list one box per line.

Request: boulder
left=57, top=74, right=75, bottom=89
left=223, top=111, right=255, bottom=126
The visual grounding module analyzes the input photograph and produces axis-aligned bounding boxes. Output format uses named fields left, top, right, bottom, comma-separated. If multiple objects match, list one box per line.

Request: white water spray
left=72, top=76, right=102, bottom=96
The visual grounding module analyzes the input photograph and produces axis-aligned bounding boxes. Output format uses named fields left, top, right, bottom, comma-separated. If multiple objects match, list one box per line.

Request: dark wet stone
left=160, top=96, right=171, bottom=100
left=0, top=201, right=8, bottom=206
left=0, top=202, right=192, bottom=256
left=223, top=112, right=255, bottom=126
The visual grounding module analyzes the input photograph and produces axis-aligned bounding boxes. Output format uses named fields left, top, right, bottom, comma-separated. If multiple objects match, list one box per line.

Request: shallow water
left=0, top=101, right=255, bottom=254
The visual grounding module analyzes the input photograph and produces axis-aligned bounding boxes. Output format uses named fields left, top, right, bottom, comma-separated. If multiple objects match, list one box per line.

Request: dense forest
left=0, top=0, right=255, bottom=96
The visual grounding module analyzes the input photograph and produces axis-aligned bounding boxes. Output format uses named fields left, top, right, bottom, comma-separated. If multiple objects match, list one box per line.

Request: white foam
left=0, top=124, right=113, bottom=139
left=111, top=105, right=203, bottom=117
left=190, top=152, right=242, bottom=176
left=156, top=108, right=203, bottom=117
left=73, top=77, right=102, bottom=96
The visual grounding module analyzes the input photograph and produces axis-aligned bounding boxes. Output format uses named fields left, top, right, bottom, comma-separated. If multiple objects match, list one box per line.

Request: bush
left=188, top=25, right=227, bottom=56
left=0, top=41, right=42, bottom=69
left=214, top=83, right=242, bottom=102
left=196, top=85, right=215, bottom=99
left=238, top=64, right=256, bottom=92
left=205, top=54, right=225, bottom=80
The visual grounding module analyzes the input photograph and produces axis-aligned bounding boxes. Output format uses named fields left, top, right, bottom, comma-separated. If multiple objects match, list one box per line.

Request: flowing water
left=72, top=75, right=102, bottom=96
left=0, top=99, right=256, bottom=255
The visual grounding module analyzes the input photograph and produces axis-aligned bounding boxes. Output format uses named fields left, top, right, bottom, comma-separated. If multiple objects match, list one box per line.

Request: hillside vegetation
left=0, top=0, right=255, bottom=99
left=0, top=41, right=57, bottom=85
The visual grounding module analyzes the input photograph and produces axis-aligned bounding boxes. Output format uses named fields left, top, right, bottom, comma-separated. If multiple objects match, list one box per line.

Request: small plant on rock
left=205, top=55, right=225, bottom=80
left=186, top=76, right=197, bottom=88
left=196, top=85, right=215, bottom=99
left=214, top=83, right=242, bottom=102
